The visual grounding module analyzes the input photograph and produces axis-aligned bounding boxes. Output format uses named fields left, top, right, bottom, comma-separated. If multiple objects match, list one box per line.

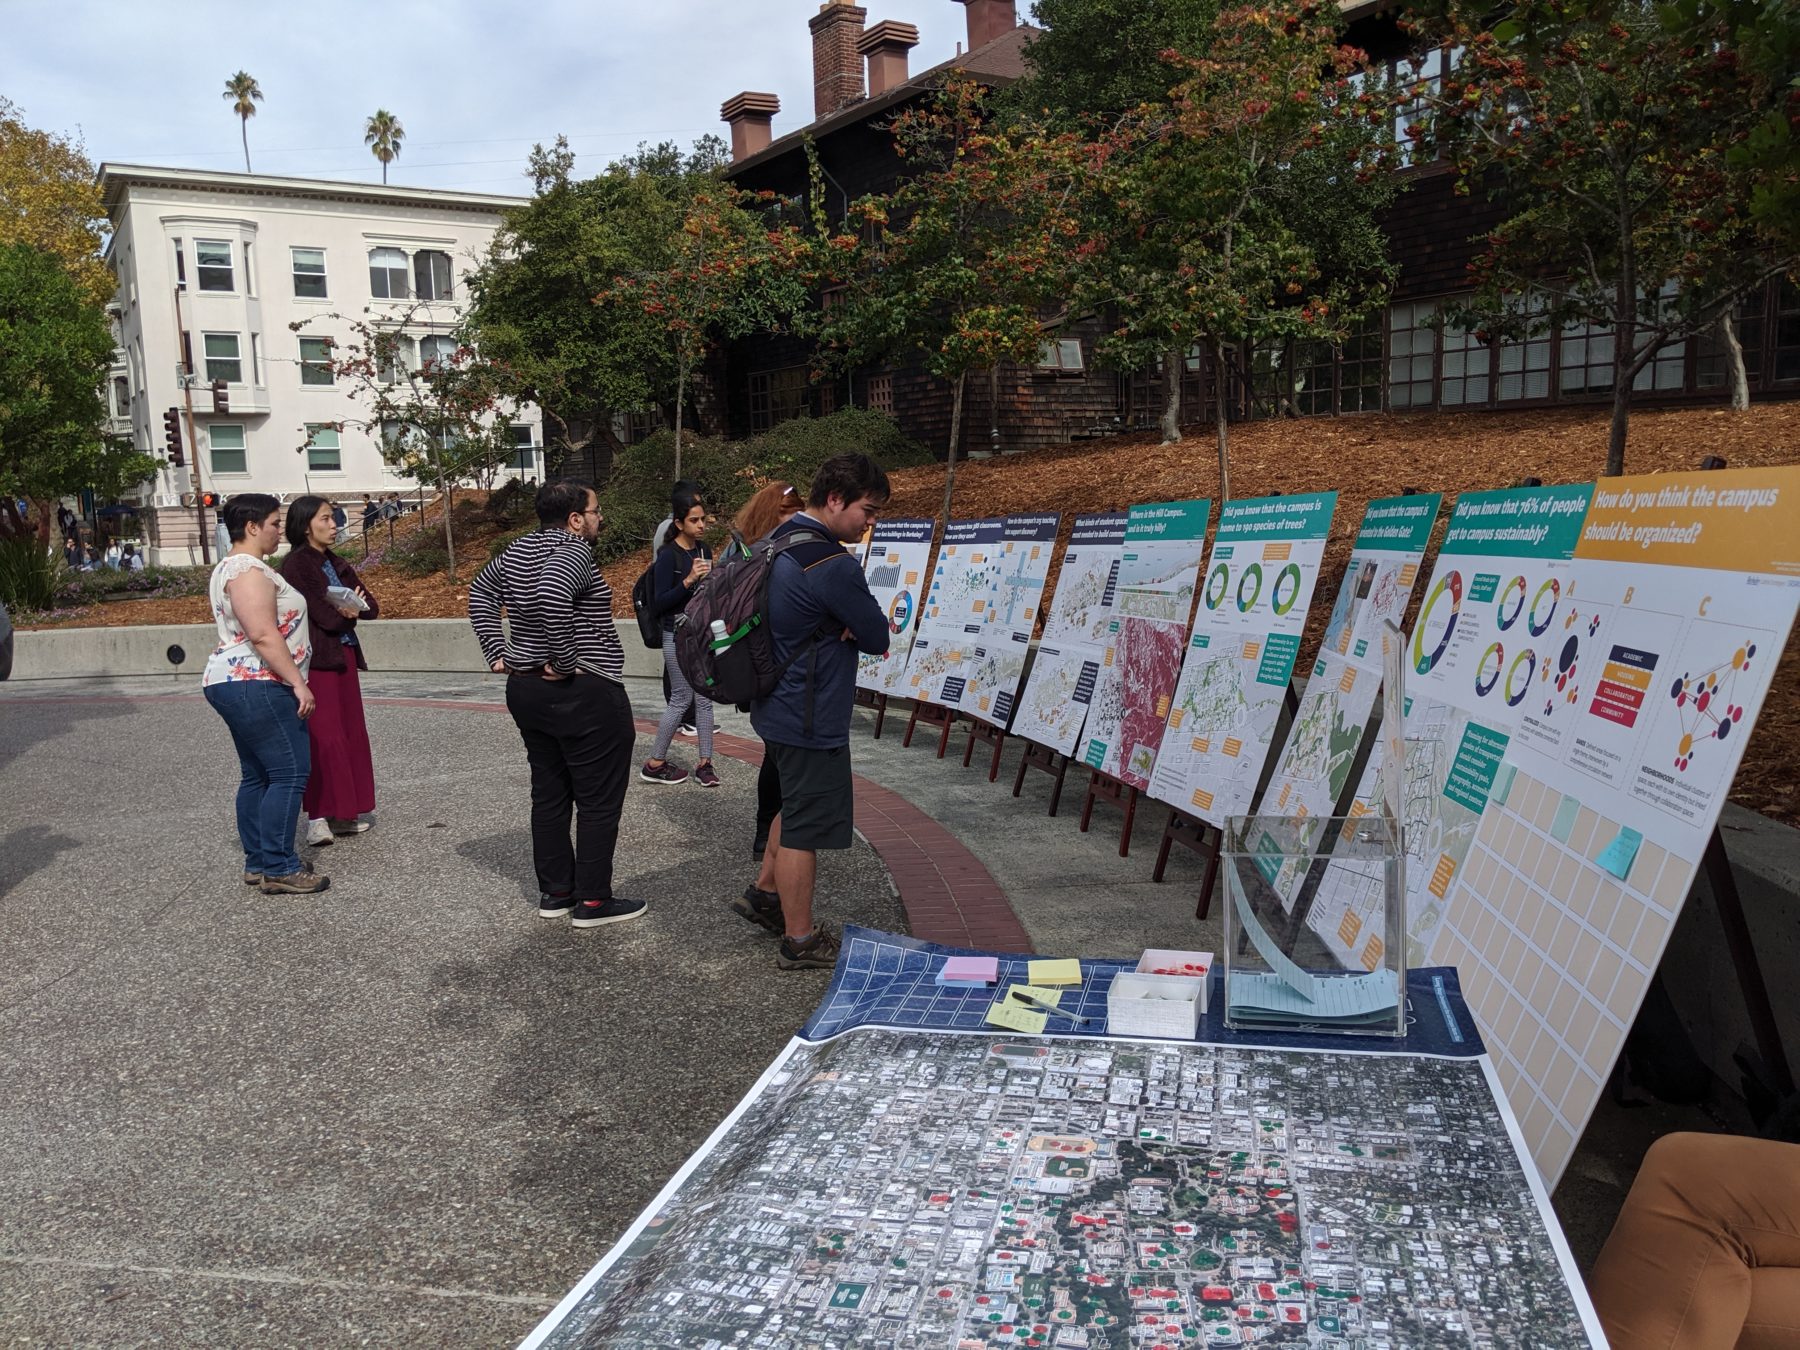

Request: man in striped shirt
left=468, top=479, right=644, bottom=929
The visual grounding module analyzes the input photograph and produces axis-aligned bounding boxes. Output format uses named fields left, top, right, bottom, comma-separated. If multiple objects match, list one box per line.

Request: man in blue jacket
left=749, top=454, right=890, bottom=969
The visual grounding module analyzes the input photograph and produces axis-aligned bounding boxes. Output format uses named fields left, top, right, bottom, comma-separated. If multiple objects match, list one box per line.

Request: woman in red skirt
left=280, top=495, right=379, bottom=848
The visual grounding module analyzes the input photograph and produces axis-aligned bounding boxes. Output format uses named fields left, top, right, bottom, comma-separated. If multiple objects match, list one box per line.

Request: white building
left=99, top=165, right=539, bottom=564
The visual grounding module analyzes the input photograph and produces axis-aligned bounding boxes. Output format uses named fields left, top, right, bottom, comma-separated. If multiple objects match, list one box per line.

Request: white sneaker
left=305, top=818, right=334, bottom=847
left=677, top=723, right=698, bottom=738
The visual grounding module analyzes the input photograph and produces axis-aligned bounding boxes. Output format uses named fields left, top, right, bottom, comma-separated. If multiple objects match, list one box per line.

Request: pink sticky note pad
left=940, top=956, right=999, bottom=984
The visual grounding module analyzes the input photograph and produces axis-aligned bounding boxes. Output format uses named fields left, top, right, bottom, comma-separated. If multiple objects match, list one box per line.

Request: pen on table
left=1010, top=989, right=1094, bottom=1025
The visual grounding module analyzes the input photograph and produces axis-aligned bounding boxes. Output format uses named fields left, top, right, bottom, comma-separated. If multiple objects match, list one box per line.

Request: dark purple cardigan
left=279, top=546, right=379, bottom=673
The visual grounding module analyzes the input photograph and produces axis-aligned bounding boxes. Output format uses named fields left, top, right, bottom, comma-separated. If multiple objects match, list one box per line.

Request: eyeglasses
left=582, top=507, right=602, bottom=518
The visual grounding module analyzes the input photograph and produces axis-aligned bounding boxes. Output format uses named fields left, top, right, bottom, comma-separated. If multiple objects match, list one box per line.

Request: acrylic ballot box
left=1221, top=813, right=1406, bottom=1038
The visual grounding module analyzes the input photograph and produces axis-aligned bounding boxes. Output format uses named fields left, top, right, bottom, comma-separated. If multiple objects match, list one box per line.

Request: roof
left=97, top=163, right=529, bottom=220
left=726, top=23, right=1039, bottom=179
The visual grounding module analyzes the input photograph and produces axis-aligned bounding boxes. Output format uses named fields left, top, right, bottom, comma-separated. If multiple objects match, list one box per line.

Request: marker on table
left=1011, top=988, right=1094, bottom=1025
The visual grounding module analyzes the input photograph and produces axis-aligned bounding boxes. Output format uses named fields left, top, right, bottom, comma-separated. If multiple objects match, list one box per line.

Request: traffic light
left=211, top=380, right=229, bottom=414
left=163, top=407, right=184, bottom=466
left=201, top=491, right=221, bottom=510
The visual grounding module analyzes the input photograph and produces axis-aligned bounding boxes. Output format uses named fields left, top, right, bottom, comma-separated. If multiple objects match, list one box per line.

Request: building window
left=195, top=239, right=234, bottom=292
left=1036, top=337, right=1085, bottom=374
left=292, top=248, right=327, bottom=299
left=418, top=334, right=458, bottom=369
left=305, top=424, right=342, bottom=472
left=299, top=337, right=335, bottom=386
left=1774, top=280, right=1800, bottom=383
left=413, top=250, right=453, bottom=301
left=1393, top=48, right=1456, bottom=168
left=369, top=247, right=409, bottom=299
left=1696, top=291, right=1765, bottom=392
left=203, top=333, right=243, bottom=384
left=1387, top=301, right=1437, bottom=409
left=1293, top=340, right=1336, bottom=416
left=1633, top=338, right=1687, bottom=393
left=1338, top=326, right=1383, bottom=413
left=209, top=424, right=248, bottom=475
left=1439, top=312, right=1490, bottom=407
left=173, top=238, right=186, bottom=288
left=866, top=374, right=894, bottom=415
left=509, top=424, right=536, bottom=474
left=378, top=334, right=417, bottom=384
left=747, top=365, right=813, bottom=432
left=1495, top=293, right=1552, bottom=402
left=1558, top=316, right=1615, bottom=397
left=113, top=376, right=131, bottom=418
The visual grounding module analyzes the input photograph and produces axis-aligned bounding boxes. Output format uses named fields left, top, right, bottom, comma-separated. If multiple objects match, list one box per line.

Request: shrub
left=593, top=409, right=930, bottom=561
left=385, top=527, right=452, bottom=577
left=51, top=563, right=208, bottom=607
left=0, top=535, right=61, bottom=611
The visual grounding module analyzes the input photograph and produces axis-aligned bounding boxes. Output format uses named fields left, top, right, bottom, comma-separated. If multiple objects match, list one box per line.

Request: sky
left=3, top=0, right=999, bottom=197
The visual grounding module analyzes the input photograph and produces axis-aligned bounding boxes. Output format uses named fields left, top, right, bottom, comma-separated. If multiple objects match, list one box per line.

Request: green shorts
left=769, top=742, right=855, bottom=851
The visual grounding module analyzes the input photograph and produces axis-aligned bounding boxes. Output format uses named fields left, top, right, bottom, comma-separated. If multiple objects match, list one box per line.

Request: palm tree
left=365, top=110, right=405, bottom=185
left=222, top=71, right=263, bottom=173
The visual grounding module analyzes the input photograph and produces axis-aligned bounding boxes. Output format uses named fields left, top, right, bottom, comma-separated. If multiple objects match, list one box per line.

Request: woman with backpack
left=641, top=486, right=720, bottom=788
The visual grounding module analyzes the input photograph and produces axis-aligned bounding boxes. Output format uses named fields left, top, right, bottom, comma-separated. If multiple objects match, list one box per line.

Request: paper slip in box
left=1136, top=949, right=1214, bottom=1013
left=1107, top=972, right=1202, bottom=1040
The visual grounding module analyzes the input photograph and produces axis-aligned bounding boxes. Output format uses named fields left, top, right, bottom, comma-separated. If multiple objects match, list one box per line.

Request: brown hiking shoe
left=260, top=870, right=331, bottom=895
left=776, top=924, right=841, bottom=971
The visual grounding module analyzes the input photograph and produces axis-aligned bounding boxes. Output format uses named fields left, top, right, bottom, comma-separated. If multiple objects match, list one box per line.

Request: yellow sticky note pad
left=1028, top=958, right=1082, bottom=986
left=1006, top=984, right=1064, bottom=1009
left=985, top=1000, right=1046, bottom=1034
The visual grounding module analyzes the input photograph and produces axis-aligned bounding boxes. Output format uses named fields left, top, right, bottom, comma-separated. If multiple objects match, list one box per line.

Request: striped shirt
left=468, top=529, right=624, bottom=683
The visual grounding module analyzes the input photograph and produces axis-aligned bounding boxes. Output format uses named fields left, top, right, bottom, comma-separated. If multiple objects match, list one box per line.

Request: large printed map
left=1012, top=514, right=1130, bottom=756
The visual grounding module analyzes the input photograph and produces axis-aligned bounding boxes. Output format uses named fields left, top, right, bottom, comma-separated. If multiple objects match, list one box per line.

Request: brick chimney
left=956, top=0, right=1017, bottom=51
left=810, top=0, right=868, bottom=119
left=858, top=20, right=921, bottom=97
left=721, top=91, right=780, bottom=162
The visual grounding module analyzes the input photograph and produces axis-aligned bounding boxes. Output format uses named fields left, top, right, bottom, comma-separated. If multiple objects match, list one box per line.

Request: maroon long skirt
left=303, top=659, right=376, bottom=820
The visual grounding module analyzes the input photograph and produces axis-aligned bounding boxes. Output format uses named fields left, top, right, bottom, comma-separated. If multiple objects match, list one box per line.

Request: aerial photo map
left=534, top=1030, right=1594, bottom=1349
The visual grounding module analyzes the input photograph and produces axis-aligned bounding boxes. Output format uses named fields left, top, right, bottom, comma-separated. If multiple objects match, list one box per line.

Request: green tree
left=364, top=109, right=404, bottom=185
left=223, top=71, right=263, bottom=173
left=819, top=79, right=1095, bottom=521
left=1422, top=0, right=1796, bottom=474
left=0, top=97, right=112, bottom=303
left=0, top=244, right=157, bottom=543
left=1012, top=0, right=1223, bottom=123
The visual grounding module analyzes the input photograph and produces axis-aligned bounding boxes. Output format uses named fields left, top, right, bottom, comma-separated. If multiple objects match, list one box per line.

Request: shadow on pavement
left=0, top=827, right=83, bottom=901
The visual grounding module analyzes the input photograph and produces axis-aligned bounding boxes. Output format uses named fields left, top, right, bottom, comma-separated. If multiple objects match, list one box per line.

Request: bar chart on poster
left=856, top=517, right=937, bottom=696
left=1009, top=511, right=1129, bottom=755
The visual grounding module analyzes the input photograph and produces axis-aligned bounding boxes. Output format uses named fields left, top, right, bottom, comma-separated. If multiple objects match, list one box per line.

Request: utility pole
left=171, top=285, right=212, bottom=565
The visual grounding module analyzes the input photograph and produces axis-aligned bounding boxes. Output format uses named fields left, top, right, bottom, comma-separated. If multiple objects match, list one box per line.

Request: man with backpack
left=735, top=454, right=890, bottom=970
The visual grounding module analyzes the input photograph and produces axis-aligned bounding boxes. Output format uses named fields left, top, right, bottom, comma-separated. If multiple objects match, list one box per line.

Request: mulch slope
left=24, top=401, right=1800, bottom=823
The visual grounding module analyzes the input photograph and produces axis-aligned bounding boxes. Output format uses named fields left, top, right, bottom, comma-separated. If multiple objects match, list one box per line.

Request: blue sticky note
left=1550, top=794, right=1580, bottom=844
left=1492, top=762, right=1517, bottom=807
left=1596, top=826, right=1643, bottom=881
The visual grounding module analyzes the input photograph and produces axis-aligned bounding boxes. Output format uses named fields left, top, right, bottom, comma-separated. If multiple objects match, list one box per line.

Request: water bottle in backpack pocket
left=674, top=531, right=825, bottom=706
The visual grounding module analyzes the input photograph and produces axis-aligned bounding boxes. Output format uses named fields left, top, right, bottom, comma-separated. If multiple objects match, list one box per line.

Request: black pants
left=505, top=674, right=633, bottom=901
left=755, top=753, right=782, bottom=853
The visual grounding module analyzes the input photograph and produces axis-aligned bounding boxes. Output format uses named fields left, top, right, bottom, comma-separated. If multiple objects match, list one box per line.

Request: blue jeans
left=205, top=679, right=312, bottom=877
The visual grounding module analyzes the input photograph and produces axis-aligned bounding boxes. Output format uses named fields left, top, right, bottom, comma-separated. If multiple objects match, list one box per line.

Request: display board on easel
left=1009, top=511, right=1129, bottom=755
left=1078, top=499, right=1211, bottom=789
left=961, top=513, right=1062, bottom=728
left=905, top=517, right=1007, bottom=705
left=1147, top=491, right=1339, bottom=823
left=1428, top=465, right=1800, bottom=1184
left=855, top=518, right=937, bottom=696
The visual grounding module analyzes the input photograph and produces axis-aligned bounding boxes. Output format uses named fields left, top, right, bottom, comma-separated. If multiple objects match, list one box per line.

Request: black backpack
left=674, top=525, right=830, bottom=713
left=628, top=561, right=662, bottom=650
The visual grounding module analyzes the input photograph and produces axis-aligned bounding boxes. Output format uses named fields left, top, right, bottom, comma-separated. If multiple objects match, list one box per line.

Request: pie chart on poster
left=888, top=589, right=915, bottom=634
left=1270, top=563, right=1304, bottom=615
left=1412, top=570, right=1463, bottom=675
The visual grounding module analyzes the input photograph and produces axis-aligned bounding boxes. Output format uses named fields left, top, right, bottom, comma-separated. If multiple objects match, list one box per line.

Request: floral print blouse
left=202, top=554, right=312, bottom=687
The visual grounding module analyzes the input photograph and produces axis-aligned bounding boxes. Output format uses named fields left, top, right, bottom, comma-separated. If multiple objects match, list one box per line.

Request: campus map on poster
left=962, top=514, right=1062, bottom=728
left=1147, top=493, right=1338, bottom=825
left=524, top=930, right=1603, bottom=1350
left=856, top=518, right=937, bottom=695
left=1305, top=484, right=1592, bottom=972
left=907, top=518, right=1007, bottom=705
left=1262, top=494, right=1440, bottom=827
left=1426, top=467, right=1800, bottom=1185
left=1080, top=500, right=1211, bottom=788
left=1010, top=512, right=1129, bottom=755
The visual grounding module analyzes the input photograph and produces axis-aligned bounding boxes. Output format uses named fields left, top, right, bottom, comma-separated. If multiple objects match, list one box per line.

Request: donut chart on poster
left=1205, top=561, right=1230, bottom=610
left=1495, top=574, right=1527, bottom=630
left=1235, top=563, right=1264, bottom=613
left=1271, top=562, right=1304, bottom=615
left=1528, top=577, right=1561, bottom=636
left=1412, top=570, right=1463, bottom=675
left=1505, top=648, right=1538, bottom=706
left=1474, top=641, right=1504, bottom=697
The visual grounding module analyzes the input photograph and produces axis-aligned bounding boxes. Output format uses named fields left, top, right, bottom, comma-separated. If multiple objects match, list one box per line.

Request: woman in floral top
left=202, top=493, right=329, bottom=895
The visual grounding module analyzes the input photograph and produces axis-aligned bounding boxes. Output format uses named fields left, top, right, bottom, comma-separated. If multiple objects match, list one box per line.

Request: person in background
left=744, top=456, right=890, bottom=969
left=652, top=479, right=703, bottom=739
left=641, top=485, right=719, bottom=787
left=280, top=495, right=380, bottom=849
left=129, top=546, right=146, bottom=573
left=361, top=493, right=379, bottom=535
left=63, top=536, right=80, bottom=569
left=202, top=492, right=327, bottom=895
left=468, top=479, right=643, bottom=930
left=213, top=515, right=231, bottom=563
left=722, top=482, right=804, bottom=928
left=330, top=500, right=349, bottom=545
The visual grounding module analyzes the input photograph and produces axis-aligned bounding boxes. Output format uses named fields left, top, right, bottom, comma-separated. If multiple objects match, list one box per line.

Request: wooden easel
left=854, top=688, right=892, bottom=739
left=1013, top=740, right=1073, bottom=816
left=903, top=700, right=956, bottom=757
left=1080, top=770, right=1140, bottom=857
left=963, top=718, right=1008, bottom=782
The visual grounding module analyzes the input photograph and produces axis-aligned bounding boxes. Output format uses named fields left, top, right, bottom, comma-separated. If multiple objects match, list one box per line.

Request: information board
left=1426, top=466, right=1800, bottom=1184
left=1079, top=499, right=1211, bottom=788
left=1308, top=484, right=1593, bottom=970
left=961, top=513, right=1062, bottom=727
left=1148, top=492, right=1339, bottom=824
left=1009, top=512, right=1129, bottom=755
left=906, top=517, right=1008, bottom=705
left=1262, top=495, right=1439, bottom=833
left=855, top=518, right=937, bottom=695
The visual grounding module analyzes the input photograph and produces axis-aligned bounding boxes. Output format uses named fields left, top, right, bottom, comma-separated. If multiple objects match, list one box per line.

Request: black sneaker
left=639, top=761, right=688, bottom=785
left=729, top=885, right=784, bottom=936
left=571, top=897, right=647, bottom=929
left=777, top=924, right=841, bottom=970
left=538, top=893, right=576, bottom=919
